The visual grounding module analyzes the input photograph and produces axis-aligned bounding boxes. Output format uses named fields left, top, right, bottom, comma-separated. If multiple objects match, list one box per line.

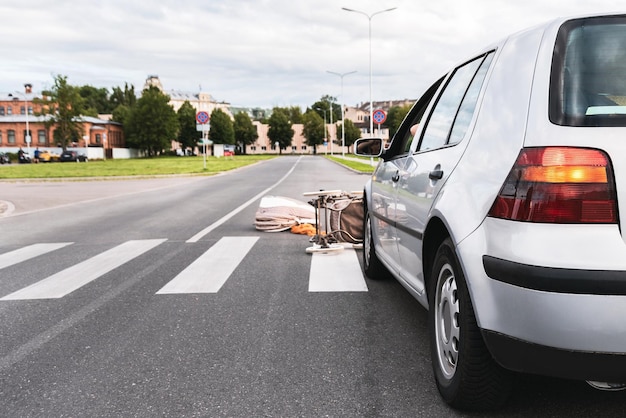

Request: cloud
left=1, top=0, right=622, bottom=108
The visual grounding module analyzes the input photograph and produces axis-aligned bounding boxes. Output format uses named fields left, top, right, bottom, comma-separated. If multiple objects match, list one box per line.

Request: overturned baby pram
left=253, top=191, right=364, bottom=253
left=302, top=190, right=364, bottom=254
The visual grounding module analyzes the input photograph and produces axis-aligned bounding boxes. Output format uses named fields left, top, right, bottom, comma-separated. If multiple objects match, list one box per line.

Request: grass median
left=0, top=154, right=376, bottom=180
left=0, top=155, right=276, bottom=180
left=325, top=156, right=377, bottom=173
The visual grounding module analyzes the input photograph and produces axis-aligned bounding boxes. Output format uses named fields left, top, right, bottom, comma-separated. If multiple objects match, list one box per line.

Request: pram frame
left=302, top=190, right=363, bottom=254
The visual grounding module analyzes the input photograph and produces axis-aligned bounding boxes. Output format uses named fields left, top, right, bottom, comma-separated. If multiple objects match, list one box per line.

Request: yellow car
left=38, top=150, right=60, bottom=162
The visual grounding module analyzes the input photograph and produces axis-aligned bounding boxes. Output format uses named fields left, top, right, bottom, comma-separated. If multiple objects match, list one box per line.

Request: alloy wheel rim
left=364, top=216, right=372, bottom=267
left=435, top=263, right=460, bottom=379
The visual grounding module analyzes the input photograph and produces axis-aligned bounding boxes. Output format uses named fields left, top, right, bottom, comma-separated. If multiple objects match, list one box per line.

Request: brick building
left=0, top=84, right=124, bottom=158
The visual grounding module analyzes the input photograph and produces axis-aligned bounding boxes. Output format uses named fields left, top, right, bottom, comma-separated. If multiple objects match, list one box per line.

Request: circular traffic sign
left=196, top=111, right=210, bottom=124
left=372, top=109, right=387, bottom=124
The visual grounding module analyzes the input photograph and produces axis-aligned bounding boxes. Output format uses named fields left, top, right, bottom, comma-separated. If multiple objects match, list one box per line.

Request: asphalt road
left=1, top=156, right=625, bottom=417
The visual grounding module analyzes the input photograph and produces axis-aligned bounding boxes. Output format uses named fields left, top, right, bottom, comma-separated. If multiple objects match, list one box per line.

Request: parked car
left=38, top=150, right=60, bottom=162
left=0, top=152, right=10, bottom=164
left=355, top=12, right=626, bottom=411
left=59, top=150, right=88, bottom=162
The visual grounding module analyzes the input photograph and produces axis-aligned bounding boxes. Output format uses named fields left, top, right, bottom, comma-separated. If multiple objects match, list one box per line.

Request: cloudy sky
left=1, top=1, right=621, bottom=109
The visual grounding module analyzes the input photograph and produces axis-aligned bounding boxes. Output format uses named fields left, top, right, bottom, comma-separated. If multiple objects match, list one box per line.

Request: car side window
left=418, top=52, right=493, bottom=151
left=389, top=77, right=444, bottom=156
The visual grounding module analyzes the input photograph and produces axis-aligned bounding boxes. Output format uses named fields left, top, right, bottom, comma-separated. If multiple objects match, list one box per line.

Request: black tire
left=362, top=201, right=388, bottom=279
left=428, top=237, right=512, bottom=411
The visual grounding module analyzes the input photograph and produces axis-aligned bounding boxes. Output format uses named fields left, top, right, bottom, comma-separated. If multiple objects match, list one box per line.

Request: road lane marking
left=309, top=249, right=368, bottom=292
left=0, top=239, right=166, bottom=300
left=157, top=236, right=259, bottom=294
left=0, top=243, right=73, bottom=270
left=186, top=157, right=302, bottom=243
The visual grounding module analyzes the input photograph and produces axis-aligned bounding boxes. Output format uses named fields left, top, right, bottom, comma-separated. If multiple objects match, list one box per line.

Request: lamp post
left=342, top=7, right=397, bottom=137
left=13, top=87, right=31, bottom=156
left=327, top=70, right=356, bottom=158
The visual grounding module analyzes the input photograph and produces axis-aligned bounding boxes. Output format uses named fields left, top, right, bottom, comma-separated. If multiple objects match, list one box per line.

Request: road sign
left=196, top=111, right=210, bottom=124
left=372, top=109, right=387, bottom=124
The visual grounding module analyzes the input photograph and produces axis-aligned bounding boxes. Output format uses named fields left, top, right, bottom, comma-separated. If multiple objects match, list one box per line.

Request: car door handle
left=392, top=171, right=400, bottom=182
left=429, top=169, right=444, bottom=180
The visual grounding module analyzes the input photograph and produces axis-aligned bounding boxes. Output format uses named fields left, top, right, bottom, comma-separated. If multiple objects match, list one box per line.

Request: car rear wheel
left=429, top=237, right=512, bottom=411
left=363, top=201, right=387, bottom=279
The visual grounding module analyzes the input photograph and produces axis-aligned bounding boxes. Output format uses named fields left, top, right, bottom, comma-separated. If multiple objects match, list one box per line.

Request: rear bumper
left=482, top=255, right=626, bottom=295
left=456, top=218, right=626, bottom=381
left=480, top=255, right=626, bottom=381
left=483, top=330, right=626, bottom=382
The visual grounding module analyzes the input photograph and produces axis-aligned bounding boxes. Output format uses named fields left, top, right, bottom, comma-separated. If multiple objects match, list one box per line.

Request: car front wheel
left=429, top=237, right=512, bottom=411
left=362, top=201, right=387, bottom=279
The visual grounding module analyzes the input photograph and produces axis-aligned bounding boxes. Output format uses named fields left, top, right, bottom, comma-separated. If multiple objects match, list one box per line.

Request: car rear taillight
left=488, top=147, right=617, bottom=223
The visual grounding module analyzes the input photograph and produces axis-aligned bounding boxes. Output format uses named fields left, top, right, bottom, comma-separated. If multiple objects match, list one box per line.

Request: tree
left=385, top=104, right=412, bottom=139
left=124, top=86, right=178, bottom=156
left=110, top=83, right=137, bottom=127
left=233, top=112, right=258, bottom=154
left=302, top=110, right=325, bottom=154
left=35, top=74, right=86, bottom=150
left=177, top=101, right=199, bottom=153
left=311, top=95, right=340, bottom=122
left=336, top=119, right=362, bottom=150
left=111, top=104, right=131, bottom=126
left=267, top=107, right=294, bottom=154
left=287, top=106, right=303, bottom=124
left=78, top=85, right=112, bottom=115
left=209, top=108, right=235, bottom=146
left=109, top=83, right=137, bottom=109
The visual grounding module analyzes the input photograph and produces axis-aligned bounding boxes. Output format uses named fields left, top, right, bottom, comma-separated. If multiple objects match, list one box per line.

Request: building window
left=8, top=130, right=15, bottom=144
left=7, top=107, right=12, bottom=115
left=261, top=146, right=267, bottom=151
left=0, top=106, right=4, bottom=115
left=0, top=131, right=3, bottom=144
left=301, top=146, right=307, bottom=150
left=96, top=134, right=101, bottom=144
left=38, top=130, right=46, bottom=144
left=20, top=106, right=25, bottom=115
left=250, top=146, right=256, bottom=151
left=291, top=146, right=297, bottom=151
left=28, top=106, right=33, bottom=115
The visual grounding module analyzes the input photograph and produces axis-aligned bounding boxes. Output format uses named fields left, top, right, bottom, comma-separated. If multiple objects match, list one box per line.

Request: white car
left=356, top=12, right=626, bottom=411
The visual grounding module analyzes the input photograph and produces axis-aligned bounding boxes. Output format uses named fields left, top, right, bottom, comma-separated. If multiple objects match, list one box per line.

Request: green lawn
left=0, top=154, right=376, bottom=180
left=325, top=156, right=377, bottom=173
left=0, top=155, right=276, bottom=179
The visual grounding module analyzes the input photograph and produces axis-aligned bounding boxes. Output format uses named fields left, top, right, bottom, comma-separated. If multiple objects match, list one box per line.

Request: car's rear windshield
left=550, top=15, right=626, bottom=127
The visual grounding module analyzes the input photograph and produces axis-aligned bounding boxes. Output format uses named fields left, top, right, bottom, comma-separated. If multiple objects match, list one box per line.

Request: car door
left=368, top=79, right=444, bottom=272
left=395, top=52, right=495, bottom=294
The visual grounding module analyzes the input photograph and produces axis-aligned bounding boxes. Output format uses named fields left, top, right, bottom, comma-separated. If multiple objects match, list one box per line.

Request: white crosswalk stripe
left=157, top=236, right=259, bottom=294
left=0, top=237, right=368, bottom=300
left=0, top=243, right=73, bottom=270
left=0, top=239, right=166, bottom=300
left=309, top=249, right=368, bottom=292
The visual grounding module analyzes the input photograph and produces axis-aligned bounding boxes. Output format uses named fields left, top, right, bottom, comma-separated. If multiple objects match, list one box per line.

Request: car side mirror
left=354, top=138, right=383, bottom=157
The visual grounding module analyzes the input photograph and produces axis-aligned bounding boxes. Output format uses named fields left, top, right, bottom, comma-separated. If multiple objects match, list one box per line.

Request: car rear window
left=550, top=15, right=626, bottom=126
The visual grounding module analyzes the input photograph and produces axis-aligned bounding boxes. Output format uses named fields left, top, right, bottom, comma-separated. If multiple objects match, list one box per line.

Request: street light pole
left=14, top=87, right=31, bottom=156
left=342, top=7, right=397, bottom=137
left=328, top=98, right=333, bottom=155
left=327, top=70, right=356, bottom=158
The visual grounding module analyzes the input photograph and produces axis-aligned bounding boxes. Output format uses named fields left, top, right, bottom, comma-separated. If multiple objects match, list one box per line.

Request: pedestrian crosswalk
left=0, top=243, right=73, bottom=270
left=0, top=237, right=368, bottom=301
left=156, top=237, right=259, bottom=294
left=1, top=240, right=166, bottom=300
